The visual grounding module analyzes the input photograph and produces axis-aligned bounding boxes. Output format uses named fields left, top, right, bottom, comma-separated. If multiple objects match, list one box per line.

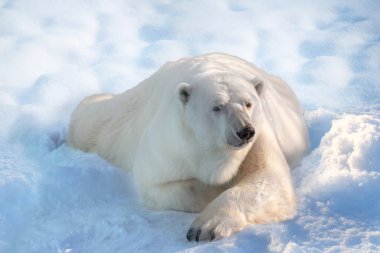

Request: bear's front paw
left=186, top=209, right=246, bottom=242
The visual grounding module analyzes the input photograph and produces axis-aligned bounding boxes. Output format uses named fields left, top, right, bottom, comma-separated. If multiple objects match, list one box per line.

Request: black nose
left=236, top=126, right=255, bottom=141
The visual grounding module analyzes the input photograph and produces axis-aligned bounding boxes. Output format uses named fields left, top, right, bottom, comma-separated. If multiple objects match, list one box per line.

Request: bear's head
left=177, top=73, right=266, bottom=150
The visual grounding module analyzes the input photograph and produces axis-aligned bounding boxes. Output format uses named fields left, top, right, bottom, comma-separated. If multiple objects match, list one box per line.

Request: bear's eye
left=212, top=106, right=221, bottom=112
left=245, top=102, right=252, bottom=109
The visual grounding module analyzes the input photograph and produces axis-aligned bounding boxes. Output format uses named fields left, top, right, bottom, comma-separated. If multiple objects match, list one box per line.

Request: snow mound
left=299, top=114, right=380, bottom=195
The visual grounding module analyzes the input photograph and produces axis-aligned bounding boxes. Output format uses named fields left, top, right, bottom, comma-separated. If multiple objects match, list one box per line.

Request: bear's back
left=68, top=53, right=308, bottom=171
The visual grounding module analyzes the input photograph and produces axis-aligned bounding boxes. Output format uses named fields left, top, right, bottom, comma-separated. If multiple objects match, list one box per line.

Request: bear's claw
left=187, top=227, right=216, bottom=242
left=186, top=228, right=203, bottom=242
left=210, top=232, right=215, bottom=241
left=195, top=229, right=202, bottom=242
left=186, top=228, right=193, bottom=241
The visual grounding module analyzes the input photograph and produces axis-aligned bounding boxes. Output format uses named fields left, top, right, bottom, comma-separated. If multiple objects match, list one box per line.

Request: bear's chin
left=227, top=141, right=250, bottom=150
left=226, top=135, right=255, bottom=149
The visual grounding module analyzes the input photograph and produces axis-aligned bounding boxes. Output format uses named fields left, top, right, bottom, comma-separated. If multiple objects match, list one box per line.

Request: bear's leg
left=138, top=179, right=224, bottom=212
left=187, top=135, right=297, bottom=241
left=187, top=168, right=296, bottom=241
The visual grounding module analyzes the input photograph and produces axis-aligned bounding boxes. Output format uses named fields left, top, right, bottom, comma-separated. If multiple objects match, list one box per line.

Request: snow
left=0, top=0, right=379, bottom=252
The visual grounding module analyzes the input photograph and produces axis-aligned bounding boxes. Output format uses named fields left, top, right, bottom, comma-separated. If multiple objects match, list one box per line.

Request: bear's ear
left=177, top=82, right=192, bottom=104
left=251, top=77, right=267, bottom=96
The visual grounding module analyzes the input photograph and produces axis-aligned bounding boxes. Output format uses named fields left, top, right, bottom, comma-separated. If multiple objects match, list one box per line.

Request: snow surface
left=0, top=0, right=380, bottom=252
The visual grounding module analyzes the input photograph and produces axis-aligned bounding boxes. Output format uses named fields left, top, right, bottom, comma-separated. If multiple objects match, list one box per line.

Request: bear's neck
left=189, top=142, right=252, bottom=186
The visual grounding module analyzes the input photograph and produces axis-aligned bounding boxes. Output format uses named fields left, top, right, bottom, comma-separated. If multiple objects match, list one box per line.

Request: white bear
left=68, top=53, right=308, bottom=241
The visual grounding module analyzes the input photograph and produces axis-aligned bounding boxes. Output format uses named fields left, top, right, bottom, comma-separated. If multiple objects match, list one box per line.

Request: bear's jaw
left=228, top=140, right=251, bottom=149
left=226, top=134, right=256, bottom=149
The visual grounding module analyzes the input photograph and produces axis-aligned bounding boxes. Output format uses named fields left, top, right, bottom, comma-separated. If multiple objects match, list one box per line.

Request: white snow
left=0, top=0, right=379, bottom=252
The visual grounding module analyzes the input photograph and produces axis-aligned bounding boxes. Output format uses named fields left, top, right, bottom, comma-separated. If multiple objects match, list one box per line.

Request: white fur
left=68, top=53, right=308, bottom=241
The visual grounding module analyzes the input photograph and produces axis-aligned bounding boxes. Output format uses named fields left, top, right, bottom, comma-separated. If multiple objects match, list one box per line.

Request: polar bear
left=68, top=53, right=308, bottom=241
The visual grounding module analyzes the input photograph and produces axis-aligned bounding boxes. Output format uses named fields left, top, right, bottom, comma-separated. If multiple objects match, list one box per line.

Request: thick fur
left=68, top=53, right=308, bottom=241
